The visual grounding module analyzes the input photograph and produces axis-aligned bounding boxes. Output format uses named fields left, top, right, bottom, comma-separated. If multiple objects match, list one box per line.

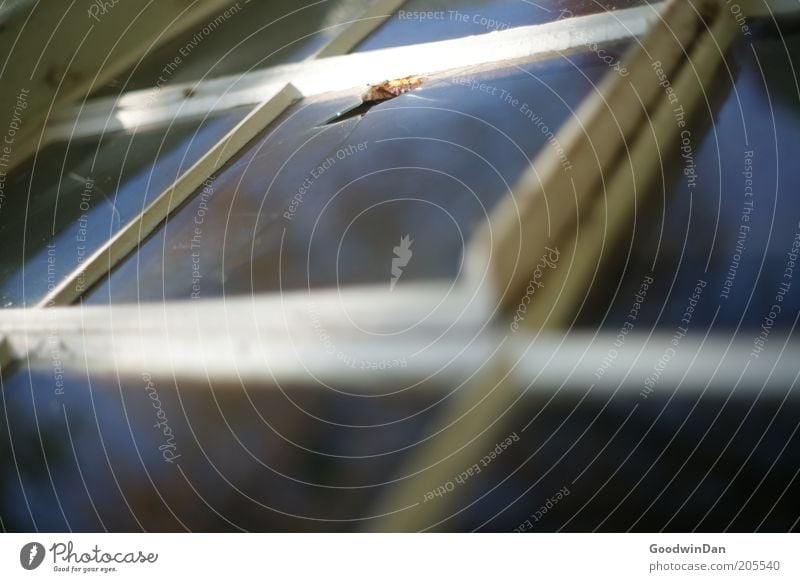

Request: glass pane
left=93, top=0, right=384, bottom=98
left=578, top=27, right=800, bottom=331
left=354, top=0, right=653, bottom=52
left=86, top=46, right=631, bottom=304
left=0, top=365, right=440, bottom=531
left=3, top=364, right=798, bottom=531
left=0, top=108, right=250, bottom=308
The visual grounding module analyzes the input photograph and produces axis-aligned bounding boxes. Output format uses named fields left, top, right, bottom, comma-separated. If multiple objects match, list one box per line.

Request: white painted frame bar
left=1, top=288, right=795, bottom=393
left=0, top=0, right=245, bottom=172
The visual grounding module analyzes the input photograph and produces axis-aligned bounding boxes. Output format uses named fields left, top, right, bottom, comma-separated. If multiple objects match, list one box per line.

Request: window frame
left=4, top=0, right=795, bottom=532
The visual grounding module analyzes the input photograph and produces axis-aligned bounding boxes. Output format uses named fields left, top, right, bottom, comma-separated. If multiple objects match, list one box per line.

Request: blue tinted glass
left=86, top=47, right=630, bottom=304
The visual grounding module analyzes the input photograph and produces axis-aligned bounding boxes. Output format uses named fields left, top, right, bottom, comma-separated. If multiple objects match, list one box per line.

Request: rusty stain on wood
left=321, top=76, right=426, bottom=126
left=362, top=75, right=425, bottom=102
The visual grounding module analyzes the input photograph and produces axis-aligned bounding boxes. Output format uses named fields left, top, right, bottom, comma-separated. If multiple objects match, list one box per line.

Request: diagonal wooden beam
left=44, top=4, right=663, bottom=141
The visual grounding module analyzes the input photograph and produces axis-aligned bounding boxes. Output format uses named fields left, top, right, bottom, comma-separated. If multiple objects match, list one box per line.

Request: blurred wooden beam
left=314, top=0, right=408, bottom=58
left=523, top=3, right=739, bottom=330
left=37, top=83, right=300, bottom=308
left=0, top=0, right=242, bottom=173
left=466, top=0, right=737, bottom=324
left=373, top=0, right=739, bottom=531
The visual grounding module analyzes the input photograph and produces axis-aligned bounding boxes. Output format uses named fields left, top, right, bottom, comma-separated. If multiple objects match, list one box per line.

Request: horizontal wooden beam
left=1, top=282, right=796, bottom=391
left=44, top=3, right=663, bottom=141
